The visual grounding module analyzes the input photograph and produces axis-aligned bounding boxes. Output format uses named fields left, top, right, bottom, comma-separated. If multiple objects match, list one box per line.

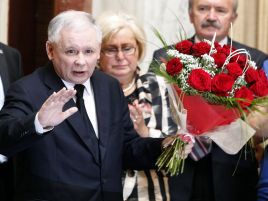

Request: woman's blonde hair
left=97, top=11, right=146, bottom=61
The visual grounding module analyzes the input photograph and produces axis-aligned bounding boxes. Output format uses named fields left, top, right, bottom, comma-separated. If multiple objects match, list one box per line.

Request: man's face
left=46, top=27, right=100, bottom=84
left=189, top=0, right=237, bottom=42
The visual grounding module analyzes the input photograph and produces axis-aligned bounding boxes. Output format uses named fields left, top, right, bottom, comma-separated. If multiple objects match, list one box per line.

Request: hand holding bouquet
left=154, top=37, right=268, bottom=175
left=157, top=133, right=194, bottom=176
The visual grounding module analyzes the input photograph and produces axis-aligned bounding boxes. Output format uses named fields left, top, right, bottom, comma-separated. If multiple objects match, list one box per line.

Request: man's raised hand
left=38, top=87, right=78, bottom=128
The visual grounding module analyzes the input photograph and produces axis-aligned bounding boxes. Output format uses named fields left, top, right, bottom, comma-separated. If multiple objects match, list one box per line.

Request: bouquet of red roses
left=154, top=38, right=268, bottom=176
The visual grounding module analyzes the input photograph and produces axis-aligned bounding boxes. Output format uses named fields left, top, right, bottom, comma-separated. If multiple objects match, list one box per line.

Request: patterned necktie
left=74, top=84, right=99, bottom=162
left=190, top=136, right=212, bottom=161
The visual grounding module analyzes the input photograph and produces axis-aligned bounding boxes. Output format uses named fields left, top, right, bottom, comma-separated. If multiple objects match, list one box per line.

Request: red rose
left=166, top=58, right=183, bottom=76
left=187, top=69, right=211, bottom=91
left=214, top=42, right=221, bottom=49
left=230, top=54, right=247, bottom=68
left=175, top=40, right=193, bottom=54
left=212, top=73, right=234, bottom=94
left=226, top=62, right=243, bottom=79
left=245, top=68, right=259, bottom=84
left=192, top=42, right=211, bottom=57
left=212, top=52, right=227, bottom=68
left=250, top=81, right=268, bottom=97
left=234, top=86, right=254, bottom=108
left=217, top=44, right=236, bottom=56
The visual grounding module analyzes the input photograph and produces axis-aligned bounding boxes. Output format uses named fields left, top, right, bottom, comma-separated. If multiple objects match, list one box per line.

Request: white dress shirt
left=0, top=76, right=5, bottom=109
left=63, top=79, right=99, bottom=137
left=0, top=76, right=7, bottom=163
left=194, top=35, right=228, bottom=46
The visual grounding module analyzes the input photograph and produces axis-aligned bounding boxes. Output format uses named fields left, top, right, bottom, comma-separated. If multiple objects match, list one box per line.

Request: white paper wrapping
left=203, top=119, right=255, bottom=154
left=167, top=84, right=256, bottom=155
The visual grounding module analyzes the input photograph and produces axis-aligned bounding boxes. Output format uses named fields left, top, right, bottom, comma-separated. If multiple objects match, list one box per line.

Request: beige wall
left=0, top=0, right=9, bottom=44
left=92, top=0, right=193, bottom=72
left=1, top=0, right=267, bottom=62
left=93, top=0, right=268, bottom=72
left=233, top=0, right=268, bottom=54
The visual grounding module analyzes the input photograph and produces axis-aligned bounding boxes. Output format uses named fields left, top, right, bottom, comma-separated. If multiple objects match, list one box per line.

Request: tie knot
left=74, top=84, right=85, bottom=99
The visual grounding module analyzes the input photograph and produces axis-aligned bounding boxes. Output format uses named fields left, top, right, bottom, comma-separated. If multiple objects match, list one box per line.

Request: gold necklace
left=122, top=78, right=136, bottom=93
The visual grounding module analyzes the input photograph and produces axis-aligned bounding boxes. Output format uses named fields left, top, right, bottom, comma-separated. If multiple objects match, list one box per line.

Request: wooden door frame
left=8, top=0, right=92, bottom=75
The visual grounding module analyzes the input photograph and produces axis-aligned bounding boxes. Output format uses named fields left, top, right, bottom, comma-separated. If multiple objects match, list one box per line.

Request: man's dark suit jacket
left=0, top=42, right=22, bottom=201
left=149, top=37, right=268, bottom=201
left=0, top=62, right=162, bottom=201
left=0, top=42, right=22, bottom=94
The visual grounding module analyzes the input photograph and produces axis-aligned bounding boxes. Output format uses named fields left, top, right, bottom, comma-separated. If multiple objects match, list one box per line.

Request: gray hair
left=97, top=11, right=146, bottom=61
left=48, top=10, right=102, bottom=44
left=188, top=0, right=238, bottom=14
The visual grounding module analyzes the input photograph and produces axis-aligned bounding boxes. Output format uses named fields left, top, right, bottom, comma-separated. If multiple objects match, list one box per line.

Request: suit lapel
left=0, top=50, right=10, bottom=93
left=64, top=100, right=100, bottom=165
left=43, top=63, right=100, bottom=165
left=91, top=70, right=110, bottom=162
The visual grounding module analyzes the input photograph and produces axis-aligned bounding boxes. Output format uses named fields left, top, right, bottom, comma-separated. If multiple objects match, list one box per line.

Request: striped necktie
left=190, top=136, right=212, bottom=161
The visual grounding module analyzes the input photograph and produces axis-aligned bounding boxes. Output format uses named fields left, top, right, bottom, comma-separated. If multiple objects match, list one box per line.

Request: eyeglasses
left=102, top=46, right=136, bottom=57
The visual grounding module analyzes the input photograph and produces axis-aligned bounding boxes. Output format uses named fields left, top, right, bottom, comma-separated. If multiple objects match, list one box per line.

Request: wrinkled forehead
left=51, top=22, right=102, bottom=45
left=57, top=27, right=101, bottom=48
left=191, top=0, right=236, bottom=11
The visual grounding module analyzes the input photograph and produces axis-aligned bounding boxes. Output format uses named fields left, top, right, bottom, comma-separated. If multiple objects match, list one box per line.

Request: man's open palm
left=38, top=87, right=78, bottom=128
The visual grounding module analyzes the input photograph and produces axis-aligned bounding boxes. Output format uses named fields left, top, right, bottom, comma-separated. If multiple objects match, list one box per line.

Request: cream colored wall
left=93, top=0, right=268, bottom=72
left=233, top=0, right=268, bottom=54
left=0, top=0, right=9, bottom=44
left=92, top=0, right=194, bottom=73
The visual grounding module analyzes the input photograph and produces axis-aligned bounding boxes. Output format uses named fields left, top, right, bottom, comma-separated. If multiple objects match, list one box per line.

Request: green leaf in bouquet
left=156, top=137, right=187, bottom=176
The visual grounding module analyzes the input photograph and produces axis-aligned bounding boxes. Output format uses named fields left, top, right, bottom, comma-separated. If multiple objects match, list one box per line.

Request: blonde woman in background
left=97, top=12, right=178, bottom=201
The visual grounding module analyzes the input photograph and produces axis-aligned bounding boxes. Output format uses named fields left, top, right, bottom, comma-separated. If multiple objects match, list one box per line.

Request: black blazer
left=0, top=42, right=22, bottom=201
left=0, top=62, right=162, bottom=201
left=149, top=37, right=265, bottom=201
left=0, top=42, right=22, bottom=93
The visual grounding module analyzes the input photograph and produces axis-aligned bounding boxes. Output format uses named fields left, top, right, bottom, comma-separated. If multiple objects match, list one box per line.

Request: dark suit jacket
left=149, top=37, right=265, bottom=201
left=0, top=62, right=162, bottom=201
left=0, top=42, right=22, bottom=93
left=258, top=147, right=268, bottom=201
left=0, top=42, right=22, bottom=201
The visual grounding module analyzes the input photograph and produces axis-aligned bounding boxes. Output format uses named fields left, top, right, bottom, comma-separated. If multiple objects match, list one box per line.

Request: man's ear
left=231, top=13, right=238, bottom=24
left=46, top=41, right=54, bottom=60
left=189, top=10, right=194, bottom=23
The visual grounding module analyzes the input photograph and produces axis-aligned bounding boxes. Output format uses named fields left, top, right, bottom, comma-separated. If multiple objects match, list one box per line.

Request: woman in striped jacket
left=97, top=12, right=178, bottom=201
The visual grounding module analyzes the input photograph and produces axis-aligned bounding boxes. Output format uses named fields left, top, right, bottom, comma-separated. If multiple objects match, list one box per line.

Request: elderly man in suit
left=0, top=42, right=22, bottom=201
left=0, top=10, right=193, bottom=201
left=150, top=0, right=268, bottom=201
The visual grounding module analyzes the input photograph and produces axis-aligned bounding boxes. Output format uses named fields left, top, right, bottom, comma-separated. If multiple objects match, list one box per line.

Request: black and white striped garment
left=123, top=71, right=178, bottom=201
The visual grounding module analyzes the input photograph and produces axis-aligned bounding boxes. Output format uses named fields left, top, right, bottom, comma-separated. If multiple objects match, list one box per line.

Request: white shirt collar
left=61, top=79, right=92, bottom=96
left=194, top=36, right=228, bottom=46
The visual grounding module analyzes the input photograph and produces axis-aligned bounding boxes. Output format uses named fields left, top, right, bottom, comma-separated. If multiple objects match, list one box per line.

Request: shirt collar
left=61, top=79, right=92, bottom=96
left=194, top=36, right=228, bottom=46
